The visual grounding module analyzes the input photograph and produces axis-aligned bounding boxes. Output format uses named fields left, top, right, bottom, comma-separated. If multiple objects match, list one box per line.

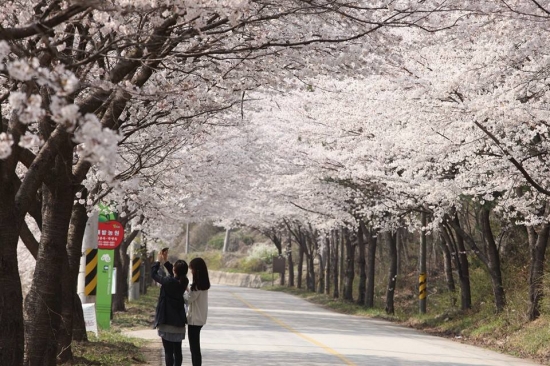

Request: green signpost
left=96, top=208, right=124, bottom=330
left=96, top=249, right=114, bottom=329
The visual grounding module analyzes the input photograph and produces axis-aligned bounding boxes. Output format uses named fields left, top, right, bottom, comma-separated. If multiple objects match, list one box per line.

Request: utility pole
left=223, top=228, right=231, bottom=253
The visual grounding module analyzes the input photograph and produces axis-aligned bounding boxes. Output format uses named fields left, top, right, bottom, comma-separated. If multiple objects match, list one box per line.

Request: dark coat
left=151, top=261, right=189, bottom=328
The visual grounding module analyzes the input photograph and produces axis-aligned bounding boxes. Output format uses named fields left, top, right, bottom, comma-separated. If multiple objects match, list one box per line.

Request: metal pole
left=223, top=228, right=231, bottom=253
left=419, top=211, right=427, bottom=314
left=129, top=240, right=141, bottom=301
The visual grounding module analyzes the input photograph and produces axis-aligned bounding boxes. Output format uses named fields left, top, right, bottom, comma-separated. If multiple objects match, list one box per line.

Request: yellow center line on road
left=231, top=292, right=357, bottom=366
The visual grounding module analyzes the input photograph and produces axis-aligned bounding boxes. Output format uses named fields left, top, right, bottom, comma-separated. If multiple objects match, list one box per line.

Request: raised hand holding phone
left=158, top=248, right=169, bottom=263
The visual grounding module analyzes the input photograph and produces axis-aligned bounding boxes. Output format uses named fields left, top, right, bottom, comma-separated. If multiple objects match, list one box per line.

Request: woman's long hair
left=173, top=260, right=188, bottom=284
left=189, top=257, right=210, bottom=291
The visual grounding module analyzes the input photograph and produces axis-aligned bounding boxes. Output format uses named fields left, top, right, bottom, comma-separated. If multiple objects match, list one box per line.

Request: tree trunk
left=343, top=228, right=354, bottom=301
left=448, top=218, right=472, bottom=310
left=112, top=241, right=127, bottom=311
left=396, top=229, right=401, bottom=276
left=438, top=230, right=456, bottom=307
left=297, top=239, right=304, bottom=289
left=357, top=223, right=366, bottom=305
left=141, top=249, right=149, bottom=295
left=72, top=294, right=87, bottom=343
left=289, top=226, right=315, bottom=292
left=480, top=207, right=506, bottom=312
left=385, top=231, right=398, bottom=315
left=399, top=228, right=410, bottom=270
left=317, top=249, right=324, bottom=294
left=527, top=222, right=550, bottom=321
left=441, top=239, right=456, bottom=293
left=268, top=229, right=282, bottom=255
left=0, top=184, right=24, bottom=366
left=317, top=232, right=327, bottom=293
left=287, top=233, right=294, bottom=287
left=274, top=230, right=285, bottom=286
left=325, top=235, right=331, bottom=295
left=61, top=197, right=89, bottom=349
left=449, top=208, right=504, bottom=312
left=112, top=229, right=139, bottom=312
left=339, top=228, right=344, bottom=298
left=280, top=261, right=286, bottom=286
left=431, top=233, right=440, bottom=274
left=307, top=252, right=315, bottom=292
left=306, top=230, right=316, bottom=292
left=286, top=223, right=310, bottom=289
left=24, top=140, right=74, bottom=366
left=365, top=227, right=377, bottom=309
left=332, top=229, right=339, bottom=298
left=57, top=262, right=75, bottom=363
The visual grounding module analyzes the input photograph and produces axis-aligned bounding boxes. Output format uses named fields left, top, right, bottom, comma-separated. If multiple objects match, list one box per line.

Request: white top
left=185, top=289, right=208, bottom=326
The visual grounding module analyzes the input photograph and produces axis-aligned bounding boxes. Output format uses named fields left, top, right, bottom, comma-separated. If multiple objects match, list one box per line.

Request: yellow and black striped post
left=419, top=273, right=427, bottom=302
left=131, top=257, right=142, bottom=284
left=85, top=249, right=98, bottom=296
left=129, top=253, right=142, bottom=301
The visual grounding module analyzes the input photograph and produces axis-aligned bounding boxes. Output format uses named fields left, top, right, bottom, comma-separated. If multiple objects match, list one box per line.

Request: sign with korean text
left=97, top=221, right=124, bottom=249
left=82, top=303, right=98, bottom=335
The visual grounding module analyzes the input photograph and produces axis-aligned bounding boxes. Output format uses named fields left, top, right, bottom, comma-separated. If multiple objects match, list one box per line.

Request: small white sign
left=82, top=303, right=98, bottom=336
left=112, top=267, right=117, bottom=294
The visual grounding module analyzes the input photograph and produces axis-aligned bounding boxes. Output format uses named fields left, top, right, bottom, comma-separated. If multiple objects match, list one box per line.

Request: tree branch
left=474, top=120, right=550, bottom=196
left=0, top=5, right=88, bottom=41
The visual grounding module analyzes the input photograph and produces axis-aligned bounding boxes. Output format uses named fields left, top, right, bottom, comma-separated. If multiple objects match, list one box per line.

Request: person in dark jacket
left=152, top=249, right=189, bottom=366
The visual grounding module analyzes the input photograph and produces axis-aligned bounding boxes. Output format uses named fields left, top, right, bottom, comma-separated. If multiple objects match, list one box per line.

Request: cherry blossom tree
left=4, top=1, right=463, bottom=364
left=5, top=1, right=550, bottom=364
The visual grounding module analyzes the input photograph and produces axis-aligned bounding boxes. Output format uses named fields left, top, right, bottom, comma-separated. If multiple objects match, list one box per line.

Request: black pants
left=162, top=338, right=183, bottom=366
left=188, top=325, right=203, bottom=366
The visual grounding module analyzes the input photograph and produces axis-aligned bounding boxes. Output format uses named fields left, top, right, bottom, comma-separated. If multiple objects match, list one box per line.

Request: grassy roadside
left=72, top=286, right=160, bottom=365
left=72, top=332, right=146, bottom=366
left=269, top=285, right=550, bottom=366
left=112, top=286, right=159, bottom=331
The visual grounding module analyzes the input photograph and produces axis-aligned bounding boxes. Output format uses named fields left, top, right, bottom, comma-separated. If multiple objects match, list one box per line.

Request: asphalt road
left=127, top=284, right=541, bottom=366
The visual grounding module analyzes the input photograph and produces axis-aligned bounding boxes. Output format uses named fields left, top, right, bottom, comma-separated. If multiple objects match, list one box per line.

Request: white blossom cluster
left=3, top=0, right=550, bottom=241
left=144, top=1, right=550, bottom=237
